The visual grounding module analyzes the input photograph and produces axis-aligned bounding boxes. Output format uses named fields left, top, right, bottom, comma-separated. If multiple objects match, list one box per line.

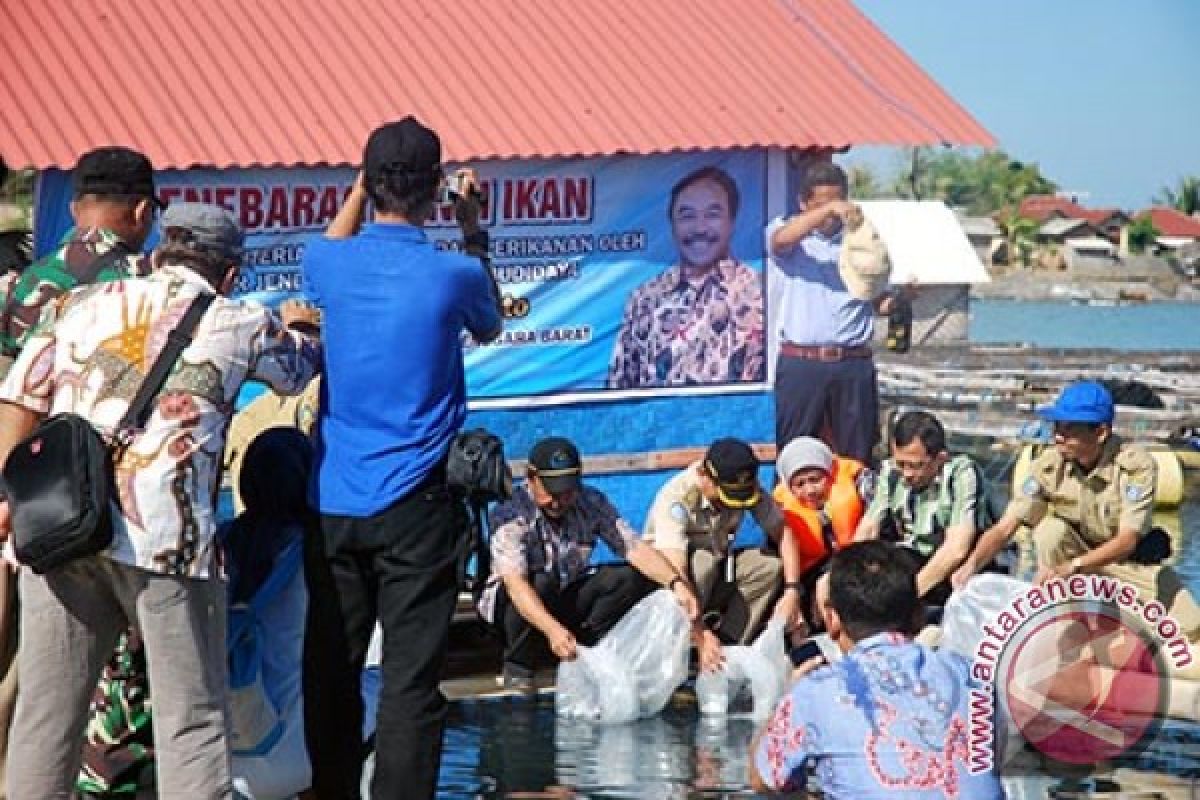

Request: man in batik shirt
left=0, top=203, right=321, bottom=799
left=0, top=147, right=160, bottom=800
left=749, top=542, right=1004, bottom=799
left=608, top=166, right=764, bottom=388
left=478, top=437, right=698, bottom=689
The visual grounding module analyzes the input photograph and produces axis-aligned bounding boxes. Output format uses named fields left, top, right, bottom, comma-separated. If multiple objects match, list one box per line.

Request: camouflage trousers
left=75, top=630, right=154, bottom=798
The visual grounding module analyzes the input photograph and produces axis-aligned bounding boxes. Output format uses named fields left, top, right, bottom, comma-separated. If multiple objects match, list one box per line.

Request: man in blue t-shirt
left=301, top=116, right=502, bottom=800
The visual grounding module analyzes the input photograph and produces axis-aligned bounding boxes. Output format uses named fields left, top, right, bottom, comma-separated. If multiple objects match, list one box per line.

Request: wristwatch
left=668, top=575, right=685, bottom=591
left=783, top=581, right=802, bottom=593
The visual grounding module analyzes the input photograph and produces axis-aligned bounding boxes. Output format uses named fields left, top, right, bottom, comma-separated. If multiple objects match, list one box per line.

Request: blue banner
left=35, top=151, right=767, bottom=401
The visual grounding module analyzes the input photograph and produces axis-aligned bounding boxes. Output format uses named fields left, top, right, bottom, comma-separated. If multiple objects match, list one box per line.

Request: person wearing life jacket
left=856, top=411, right=999, bottom=607
left=772, top=437, right=873, bottom=630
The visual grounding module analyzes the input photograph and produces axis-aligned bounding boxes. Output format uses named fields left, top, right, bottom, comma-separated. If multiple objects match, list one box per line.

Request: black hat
left=703, top=438, right=760, bottom=509
left=529, top=437, right=583, bottom=494
left=72, top=146, right=157, bottom=202
left=363, top=117, right=442, bottom=187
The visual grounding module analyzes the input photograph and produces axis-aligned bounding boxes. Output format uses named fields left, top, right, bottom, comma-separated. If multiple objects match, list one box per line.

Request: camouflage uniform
left=76, top=632, right=155, bottom=797
left=0, top=226, right=148, bottom=378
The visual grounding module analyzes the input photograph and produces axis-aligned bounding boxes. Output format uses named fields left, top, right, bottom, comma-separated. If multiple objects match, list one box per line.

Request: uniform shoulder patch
left=1124, top=483, right=1148, bottom=503
left=669, top=501, right=690, bottom=522
left=1114, top=444, right=1155, bottom=473
left=1021, top=476, right=1042, bottom=498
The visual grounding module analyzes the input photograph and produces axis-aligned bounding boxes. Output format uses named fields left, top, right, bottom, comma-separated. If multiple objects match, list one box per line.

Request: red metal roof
left=1138, top=207, right=1200, bottom=238
left=1019, top=195, right=1089, bottom=222
left=0, top=0, right=994, bottom=171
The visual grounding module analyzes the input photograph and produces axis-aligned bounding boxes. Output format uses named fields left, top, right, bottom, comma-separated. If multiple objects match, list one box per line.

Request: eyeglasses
left=894, top=457, right=935, bottom=472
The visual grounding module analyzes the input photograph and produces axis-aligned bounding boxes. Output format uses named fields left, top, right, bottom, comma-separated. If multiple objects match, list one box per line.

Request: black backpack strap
left=115, top=292, right=214, bottom=444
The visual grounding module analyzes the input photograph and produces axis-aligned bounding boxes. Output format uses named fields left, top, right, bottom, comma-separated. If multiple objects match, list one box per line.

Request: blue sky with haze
left=842, top=0, right=1200, bottom=210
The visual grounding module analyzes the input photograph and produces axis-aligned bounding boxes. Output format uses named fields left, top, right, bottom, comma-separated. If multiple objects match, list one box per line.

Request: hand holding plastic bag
left=555, top=589, right=691, bottom=724
left=695, top=619, right=791, bottom=719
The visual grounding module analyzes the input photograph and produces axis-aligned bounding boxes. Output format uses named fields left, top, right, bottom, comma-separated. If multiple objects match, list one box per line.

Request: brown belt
left=780, top=342, right=872, bottom=362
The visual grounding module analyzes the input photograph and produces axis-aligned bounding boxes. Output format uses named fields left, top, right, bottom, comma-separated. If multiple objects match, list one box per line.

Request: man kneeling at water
left=477, top=437, right=700, bottom=690
left=749, top=541, right=1004, bottom=799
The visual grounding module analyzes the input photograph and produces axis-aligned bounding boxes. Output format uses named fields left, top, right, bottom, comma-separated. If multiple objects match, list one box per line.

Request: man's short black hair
left=802, top=162, right=848, bottom=201
left=828, top=541, right=919, bottom=641
left=668, top=166, right=739, bottom=219
left=368, top=168, right=439, bottom=217
left=892, top=410, right=947, bottom=455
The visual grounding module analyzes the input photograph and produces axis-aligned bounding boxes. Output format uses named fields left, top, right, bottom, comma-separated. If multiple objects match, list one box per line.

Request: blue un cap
left=1037, top=381, right=1114, bottom=424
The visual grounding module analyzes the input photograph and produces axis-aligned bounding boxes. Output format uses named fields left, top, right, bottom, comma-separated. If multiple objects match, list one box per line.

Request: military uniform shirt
left=1009, top=436, right=1156, bottom=546
left=0, top=227, right=148, bottom=365
left=644, top=461, right=782, bottom=554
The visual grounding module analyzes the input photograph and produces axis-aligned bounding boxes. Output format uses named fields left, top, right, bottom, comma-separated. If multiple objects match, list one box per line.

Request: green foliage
left=847, top=165, right=881, bottom=200
left=1154, top=176, right=1200, bottom=216
left=889, top=148, right=1057, bottom=215
left=1126, top=216, right=1161, bottom=254
left=996, top=209, right=1040, bottom=267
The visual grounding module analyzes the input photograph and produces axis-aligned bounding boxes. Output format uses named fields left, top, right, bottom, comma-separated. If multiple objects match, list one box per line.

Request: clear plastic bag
left=695, top=619, right=791, bottom=719
left=556, top=589, right=690, bottom=724
left=941, top=573, right=1032, bottom=660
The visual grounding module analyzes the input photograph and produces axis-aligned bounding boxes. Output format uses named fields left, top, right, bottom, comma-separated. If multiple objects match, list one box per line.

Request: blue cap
left=1037, top=381, right=1114, bottom=424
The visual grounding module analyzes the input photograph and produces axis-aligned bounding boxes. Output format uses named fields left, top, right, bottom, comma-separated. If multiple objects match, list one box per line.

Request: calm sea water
left=431, top=301, right=1200, bottom=797
left=971, top=299, right=1200, bottom=351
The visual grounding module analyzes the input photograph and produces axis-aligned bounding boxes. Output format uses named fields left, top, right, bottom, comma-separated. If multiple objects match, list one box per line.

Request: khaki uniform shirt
left=1008, top=437, right=1156, bottom=547
left=644, top=462, right=782, bottom=555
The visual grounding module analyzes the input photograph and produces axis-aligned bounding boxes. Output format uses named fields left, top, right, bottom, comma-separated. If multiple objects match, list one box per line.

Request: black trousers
left=303, top=474, right=465, bottom=800
left=774, top=353, right=879, bottom=464
left=492, top=566, right=656, bottom=671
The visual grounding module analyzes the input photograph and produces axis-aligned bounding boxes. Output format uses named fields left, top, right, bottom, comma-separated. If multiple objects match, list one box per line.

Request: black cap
left=529, top=437, right=583, bottom=494
left=363, top=117, right=442, bottom=187
left=703, top=438, right=760, bottom=509
left=72, top=146, right=157, bottom=202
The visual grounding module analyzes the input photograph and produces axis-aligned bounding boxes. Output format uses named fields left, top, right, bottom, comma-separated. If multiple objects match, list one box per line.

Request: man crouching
left=477, top=437, right=699, bottom=690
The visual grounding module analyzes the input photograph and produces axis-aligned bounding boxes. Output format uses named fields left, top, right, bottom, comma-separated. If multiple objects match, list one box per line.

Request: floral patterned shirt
left=0, top=264, right=322, bottom=578
left=608, top=260, right=765, bottom=389
left=754, top=633, right=1004, bottom=799
left=477, top=484, right=639, bottom=622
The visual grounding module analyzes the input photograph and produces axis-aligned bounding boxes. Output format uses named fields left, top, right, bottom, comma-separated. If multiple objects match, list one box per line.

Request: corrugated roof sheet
left=0, top=0, right=995, bottom=171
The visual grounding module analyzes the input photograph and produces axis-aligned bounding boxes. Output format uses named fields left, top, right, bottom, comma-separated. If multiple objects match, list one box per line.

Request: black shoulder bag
left=2, top=292, right=214, bottom=574
left=446, top=429, right=513, bottom=592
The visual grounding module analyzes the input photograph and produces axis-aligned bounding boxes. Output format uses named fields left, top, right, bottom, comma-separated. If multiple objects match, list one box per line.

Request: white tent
left=858, top=200, right=992, bottom=285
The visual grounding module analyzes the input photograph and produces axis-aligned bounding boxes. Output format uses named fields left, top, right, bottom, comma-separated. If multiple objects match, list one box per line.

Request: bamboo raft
left=875, top=345, right=1200, bottom=447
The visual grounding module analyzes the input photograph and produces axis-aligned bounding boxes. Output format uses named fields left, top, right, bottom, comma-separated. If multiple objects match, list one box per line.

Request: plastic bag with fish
left=555, top=589, right=691, bottom=724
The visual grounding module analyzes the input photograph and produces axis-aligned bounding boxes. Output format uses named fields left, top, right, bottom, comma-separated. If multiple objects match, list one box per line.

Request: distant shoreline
left=971, top=272, right=1200, bottom=305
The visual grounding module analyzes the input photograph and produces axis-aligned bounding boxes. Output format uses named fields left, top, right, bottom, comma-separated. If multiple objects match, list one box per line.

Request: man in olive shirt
left=955, top=381, right=1200, bottom=677
left=644, top=438, right=800, bottom=671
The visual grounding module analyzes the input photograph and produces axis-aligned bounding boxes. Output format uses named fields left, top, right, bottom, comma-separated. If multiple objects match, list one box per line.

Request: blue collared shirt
left=754, top=633, right=1004, bottom=800
left=765, top=216, right=874, bottom=347
left=303, top=223, right=501, bottom=517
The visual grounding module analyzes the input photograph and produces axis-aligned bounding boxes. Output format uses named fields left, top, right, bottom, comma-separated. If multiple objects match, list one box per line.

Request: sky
left=842, top=0, right=1200, bottom=210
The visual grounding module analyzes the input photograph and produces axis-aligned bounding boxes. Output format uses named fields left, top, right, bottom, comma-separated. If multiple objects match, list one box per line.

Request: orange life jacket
left=773, top=457, right=867, bottom=578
